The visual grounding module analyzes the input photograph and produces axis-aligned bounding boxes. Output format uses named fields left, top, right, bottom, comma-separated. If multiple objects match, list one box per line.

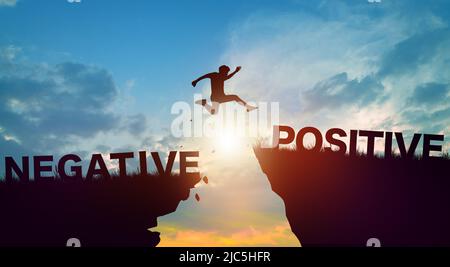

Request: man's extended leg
left=222, top=94, right=257, bottom=112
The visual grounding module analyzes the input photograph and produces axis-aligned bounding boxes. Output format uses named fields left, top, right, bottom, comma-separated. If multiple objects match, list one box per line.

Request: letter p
left=272, top=125, right=295, bottom=148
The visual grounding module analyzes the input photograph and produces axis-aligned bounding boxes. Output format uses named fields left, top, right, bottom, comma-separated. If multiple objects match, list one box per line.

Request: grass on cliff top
left=0, top=168, right=201, bottom=185
left=253, top=143, right=450, bottom=161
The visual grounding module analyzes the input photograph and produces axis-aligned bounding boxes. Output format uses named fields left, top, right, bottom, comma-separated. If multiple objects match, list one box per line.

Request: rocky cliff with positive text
left=254, top=148, right=450, bottom=246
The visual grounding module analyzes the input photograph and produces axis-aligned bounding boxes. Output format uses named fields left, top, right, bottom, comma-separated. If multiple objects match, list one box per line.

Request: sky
left=0, top=0, right=449, bottom=246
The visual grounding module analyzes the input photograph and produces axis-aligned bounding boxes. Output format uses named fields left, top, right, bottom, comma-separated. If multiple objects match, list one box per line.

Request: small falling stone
left=211, top=149, right=215, bottom=153
left=203, top=176, right=209, bottom=184
left=179, top=145, right=183, bottom=148
left=195, top=193, right=200, bottom=202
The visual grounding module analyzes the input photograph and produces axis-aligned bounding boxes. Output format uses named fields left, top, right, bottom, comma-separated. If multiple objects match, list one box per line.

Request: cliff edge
left=254, top=148, right=450, bottom=246
left=0, top=173, right=200, bottom=247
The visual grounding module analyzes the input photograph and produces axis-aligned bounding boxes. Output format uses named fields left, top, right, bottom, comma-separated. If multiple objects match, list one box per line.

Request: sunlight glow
left=217, top=132, right=242, bottom=154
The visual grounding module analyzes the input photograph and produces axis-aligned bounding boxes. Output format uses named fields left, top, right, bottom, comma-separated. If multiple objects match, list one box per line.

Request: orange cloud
left=157, top=222, right=300, bottom=247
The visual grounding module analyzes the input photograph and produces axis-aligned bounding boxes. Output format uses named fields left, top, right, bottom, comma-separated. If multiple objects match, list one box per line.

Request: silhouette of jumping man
left=192, top=65, right=257, bottom=115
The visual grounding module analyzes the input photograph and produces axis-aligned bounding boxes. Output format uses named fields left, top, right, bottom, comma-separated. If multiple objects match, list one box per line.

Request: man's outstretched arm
left=192, top=73, right=212, bottom=87
left=226, top=66, right=241, bottom=80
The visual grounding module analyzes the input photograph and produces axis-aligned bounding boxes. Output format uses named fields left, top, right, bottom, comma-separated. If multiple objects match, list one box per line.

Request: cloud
left=124, top=114, right=147, bottom=136
left=158, top=221, right=299, bottom=247
left=302, top=72, right=384, bottom=112
left=0, top=62, right=118, bottom=152
left=220, top=2, right=415, bottom=124
left=402, top=106, right=450, bottom=133
left=221, top=0, right=450, bottom=151
left=0, top=47, right=148, bottom=159
left=0, top=0, right=16, bottom=7
left=0, top=45, right=21, bottom=61
left=378, top=29, right=450, bottom=78
left=408, top=83, right=449, bottom=107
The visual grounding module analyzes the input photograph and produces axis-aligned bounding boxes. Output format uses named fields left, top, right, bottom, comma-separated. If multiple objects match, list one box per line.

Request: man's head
left=219, top=65, right=230, bottom=75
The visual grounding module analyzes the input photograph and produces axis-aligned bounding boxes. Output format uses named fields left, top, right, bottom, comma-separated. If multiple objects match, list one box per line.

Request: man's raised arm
left=226, top=66, right=241, bottom=80
left=192, top=73, right=212, bottom=87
